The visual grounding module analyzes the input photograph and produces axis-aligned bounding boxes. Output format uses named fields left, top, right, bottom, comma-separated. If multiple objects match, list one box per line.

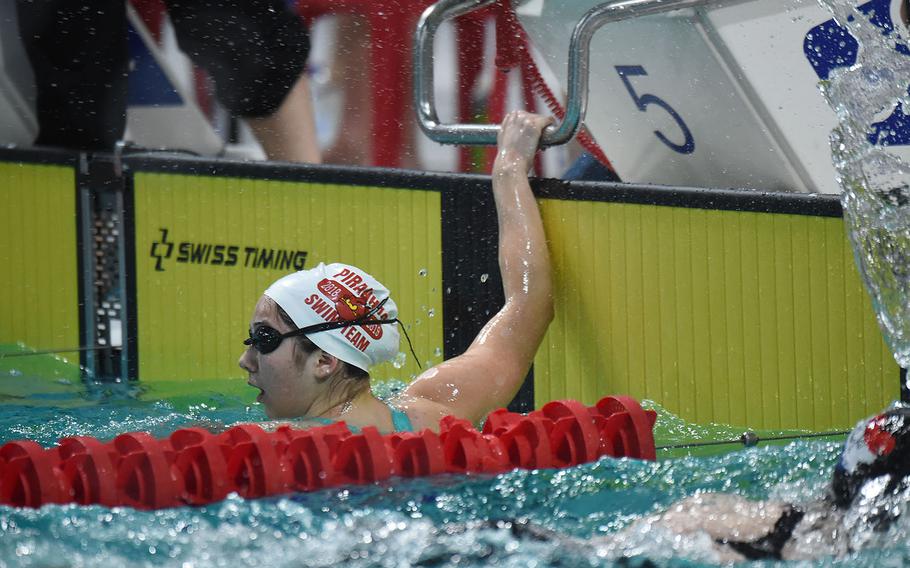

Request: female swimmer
left=238, top=111, right=555, bottom=432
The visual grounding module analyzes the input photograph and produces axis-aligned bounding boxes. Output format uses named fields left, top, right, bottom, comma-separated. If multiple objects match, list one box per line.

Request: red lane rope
left=0, top=395, right=656, bottom=509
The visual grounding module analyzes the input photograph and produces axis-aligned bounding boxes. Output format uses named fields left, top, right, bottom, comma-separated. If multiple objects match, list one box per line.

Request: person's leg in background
left=245, top=74, right=320, bottom=163
left=165, top=0, right=321, bottom=163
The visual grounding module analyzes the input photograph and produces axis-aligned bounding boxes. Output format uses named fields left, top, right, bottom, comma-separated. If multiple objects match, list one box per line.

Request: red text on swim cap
left=312, top=278, right=384, bottom=341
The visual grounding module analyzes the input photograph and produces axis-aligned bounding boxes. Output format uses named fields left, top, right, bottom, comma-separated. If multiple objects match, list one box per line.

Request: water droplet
left=418, top=268, right=428, bottom=277
left=392, top=352, right=407, bottom=369
left=434, top=347, right=443, bottom=357
left=427, top=308, right=435, bottom=318
left=8, top=369, right=21, bottom=377
left=480, top=273, right=489, bottom=283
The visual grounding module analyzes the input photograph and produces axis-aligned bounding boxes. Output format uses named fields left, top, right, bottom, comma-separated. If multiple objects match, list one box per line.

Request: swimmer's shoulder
left=391, top=393, right=458, bottom=432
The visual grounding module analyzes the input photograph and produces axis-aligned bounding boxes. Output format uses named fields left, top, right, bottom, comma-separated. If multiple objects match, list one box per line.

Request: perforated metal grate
left=92, top=211, right=122, bottom=349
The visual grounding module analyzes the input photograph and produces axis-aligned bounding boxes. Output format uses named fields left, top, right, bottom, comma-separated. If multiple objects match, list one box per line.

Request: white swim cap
left=263, top=262, right=400, bottom=372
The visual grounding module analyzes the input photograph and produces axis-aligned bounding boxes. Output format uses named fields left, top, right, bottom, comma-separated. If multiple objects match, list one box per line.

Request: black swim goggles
left=243, top=297, right=422, bottom=366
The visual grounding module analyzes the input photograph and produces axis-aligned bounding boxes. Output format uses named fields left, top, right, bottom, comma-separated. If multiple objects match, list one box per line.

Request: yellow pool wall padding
left=0, top=162, right=80, bottom=355
left=2, top=155, right=894, bottom=432
left=132, top=172, right=443, bottom=385
left=535, top=199, right=897, bottom=431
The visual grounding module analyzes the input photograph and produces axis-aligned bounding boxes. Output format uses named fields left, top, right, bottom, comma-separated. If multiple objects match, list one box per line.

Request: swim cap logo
left=336, top=294, right=368, bottom=321
left=148, top=227, right=308, bottom=272
left=865, top=415, right=897, bottom=457
left=314, top=278, right=385, bottom=340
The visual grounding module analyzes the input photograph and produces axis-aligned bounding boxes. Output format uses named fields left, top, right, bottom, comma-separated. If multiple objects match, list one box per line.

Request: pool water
left=0, top=354, right=906, bottom=567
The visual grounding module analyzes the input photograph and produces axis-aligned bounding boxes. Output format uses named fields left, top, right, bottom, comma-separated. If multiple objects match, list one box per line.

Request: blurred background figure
left=302, top=3, right=575, bottom=175
left=15, top=0, right=320, bottom=163
left=3, top=0, right=575, bottom=174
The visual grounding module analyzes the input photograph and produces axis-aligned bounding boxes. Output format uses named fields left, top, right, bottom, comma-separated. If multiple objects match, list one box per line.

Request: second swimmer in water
left=238, top=111, right=555, bottom=433
left=470, top=406, right=910, bottom=563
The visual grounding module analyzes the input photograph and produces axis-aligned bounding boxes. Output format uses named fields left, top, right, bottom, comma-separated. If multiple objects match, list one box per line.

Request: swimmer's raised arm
left=404, top=111, right=555, bottom=424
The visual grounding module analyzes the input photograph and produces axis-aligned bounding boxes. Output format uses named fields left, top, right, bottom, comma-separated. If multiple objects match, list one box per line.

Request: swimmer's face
left=238, top=296, right=314, bottom=419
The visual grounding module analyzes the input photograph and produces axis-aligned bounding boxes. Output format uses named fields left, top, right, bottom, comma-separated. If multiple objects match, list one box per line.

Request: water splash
left=819, top=0, right=910, bottom=370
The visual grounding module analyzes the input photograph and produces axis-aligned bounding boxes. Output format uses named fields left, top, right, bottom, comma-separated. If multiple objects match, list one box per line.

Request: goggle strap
left=395, top=318, right=422, bottom=370
left=286, top=314, right=423, bottom=370
left=364, top=295, right=389, bottom=320
left=284, top=316, right=395, bottom=338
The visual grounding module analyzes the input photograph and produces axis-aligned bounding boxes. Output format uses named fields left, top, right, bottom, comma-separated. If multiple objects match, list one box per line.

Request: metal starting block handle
left=413, top=0, right=726, bottom=147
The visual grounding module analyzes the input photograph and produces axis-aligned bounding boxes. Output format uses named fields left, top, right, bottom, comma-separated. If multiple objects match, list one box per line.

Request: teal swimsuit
left=305, top=401, right=414, bottom=433
left=388, top=404, right=414, bottom=432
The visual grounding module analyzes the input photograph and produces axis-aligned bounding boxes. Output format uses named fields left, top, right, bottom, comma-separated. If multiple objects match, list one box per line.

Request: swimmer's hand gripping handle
left=413, top=0, right=730, bottom=147
left=414, top=0, right=573, bottom=147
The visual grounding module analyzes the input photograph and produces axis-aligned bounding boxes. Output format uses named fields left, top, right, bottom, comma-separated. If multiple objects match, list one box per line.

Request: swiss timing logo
left=150, top=228, right=174, bottom=271
left=149, top=228, right=307, bottom=272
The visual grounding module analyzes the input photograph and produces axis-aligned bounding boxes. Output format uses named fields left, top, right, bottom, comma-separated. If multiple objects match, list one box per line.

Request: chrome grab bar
left=413, top=0, right=723, bottom=146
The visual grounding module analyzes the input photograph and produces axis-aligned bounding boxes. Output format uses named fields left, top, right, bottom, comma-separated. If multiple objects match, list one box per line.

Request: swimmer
left=238, top=111, right=554, bottom=432
left=479, top=407, right=910, bottom=563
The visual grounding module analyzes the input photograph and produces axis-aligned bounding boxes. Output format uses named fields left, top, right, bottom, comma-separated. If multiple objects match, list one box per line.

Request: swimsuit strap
left=719, top=505, right=805, bottom=560
left=387, top=401, right=414, bottom=433
left=302, top=416, right=362, bottom=433
left=306, top=417, right=336, bottom=426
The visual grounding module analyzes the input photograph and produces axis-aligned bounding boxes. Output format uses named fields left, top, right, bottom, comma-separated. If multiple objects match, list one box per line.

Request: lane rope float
left=0, top=395, right=657, bottom=509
